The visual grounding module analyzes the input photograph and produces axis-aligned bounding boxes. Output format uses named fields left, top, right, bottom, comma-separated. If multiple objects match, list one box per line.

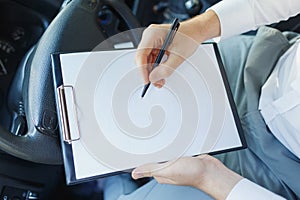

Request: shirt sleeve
left=226, top=179, right=286, bottom=200
left=208, top=0, right=300, bottom=40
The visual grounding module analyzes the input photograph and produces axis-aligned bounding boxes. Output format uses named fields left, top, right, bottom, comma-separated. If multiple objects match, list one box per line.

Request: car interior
left=0, top=0, right=299, bottom=199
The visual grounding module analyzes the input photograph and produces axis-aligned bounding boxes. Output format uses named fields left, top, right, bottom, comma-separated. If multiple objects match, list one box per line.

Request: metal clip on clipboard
left=57, top=85, right=80, bottom=144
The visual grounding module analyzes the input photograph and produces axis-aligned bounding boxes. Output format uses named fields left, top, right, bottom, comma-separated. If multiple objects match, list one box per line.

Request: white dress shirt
left=209, top=0, right=300, bottom=199
left=226, top=179, right=285, bottom=200
left=210, top=0, right=300, bottom=40
left=259, top=40, right=300, bottom=158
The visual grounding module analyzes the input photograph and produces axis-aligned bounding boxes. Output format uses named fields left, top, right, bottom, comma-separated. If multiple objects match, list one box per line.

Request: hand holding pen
left=136, top=19, right=184, bottom=95
left=135, top=18, right=201, bottom=97
left=140, top=18, right=180, bottom=97
left=135, top=10, right=221, bottom=97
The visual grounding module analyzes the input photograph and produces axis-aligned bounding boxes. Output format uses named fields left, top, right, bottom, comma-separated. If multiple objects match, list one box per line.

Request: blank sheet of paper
left=58, top=43, right=243, bottom=180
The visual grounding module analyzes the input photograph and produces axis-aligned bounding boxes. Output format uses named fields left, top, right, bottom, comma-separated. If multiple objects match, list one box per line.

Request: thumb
left=149, top=53, right=184, bottom=83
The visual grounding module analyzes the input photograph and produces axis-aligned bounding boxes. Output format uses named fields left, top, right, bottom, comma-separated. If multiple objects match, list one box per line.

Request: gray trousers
left=103, top=27, right=300, bottom=200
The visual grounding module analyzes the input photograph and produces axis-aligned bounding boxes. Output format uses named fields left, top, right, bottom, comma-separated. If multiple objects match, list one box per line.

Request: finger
left=149, top=53, right=184, bottom=83
left=131, top=161, right=170, bottom=180
left=135, top=26, right=162, bottom=84
left=135, top=49, right=152, bottom=84
left=131, top=163, right=156, bottom=179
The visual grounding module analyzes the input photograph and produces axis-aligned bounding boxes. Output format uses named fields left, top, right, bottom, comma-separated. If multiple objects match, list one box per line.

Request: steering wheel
left=0, top=0, right=141, bottom=165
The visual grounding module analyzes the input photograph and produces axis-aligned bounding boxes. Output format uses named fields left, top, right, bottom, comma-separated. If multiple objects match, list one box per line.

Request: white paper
left=58, top=44, right=243, bottom=180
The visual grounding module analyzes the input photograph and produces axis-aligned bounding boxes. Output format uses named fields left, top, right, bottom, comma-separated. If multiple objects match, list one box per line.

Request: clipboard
left=51, top=43, right=246, bottom=185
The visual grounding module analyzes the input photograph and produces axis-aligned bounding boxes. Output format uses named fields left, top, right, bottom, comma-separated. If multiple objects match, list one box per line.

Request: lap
left=103, top=174, right=213, bottom=200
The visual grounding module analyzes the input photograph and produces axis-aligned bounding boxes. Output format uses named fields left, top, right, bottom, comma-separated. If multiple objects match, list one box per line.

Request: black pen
left=141, top=18, right=180, bottom=98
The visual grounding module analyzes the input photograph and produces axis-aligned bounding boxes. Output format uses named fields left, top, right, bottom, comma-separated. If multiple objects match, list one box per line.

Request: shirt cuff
left=226, top=179, right=286, bottom=200
left=208, top=0, right=257, bottom=40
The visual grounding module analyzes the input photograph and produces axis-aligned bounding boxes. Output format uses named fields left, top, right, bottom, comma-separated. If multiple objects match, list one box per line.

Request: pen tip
left=141, top=82, right=150, bottom=98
